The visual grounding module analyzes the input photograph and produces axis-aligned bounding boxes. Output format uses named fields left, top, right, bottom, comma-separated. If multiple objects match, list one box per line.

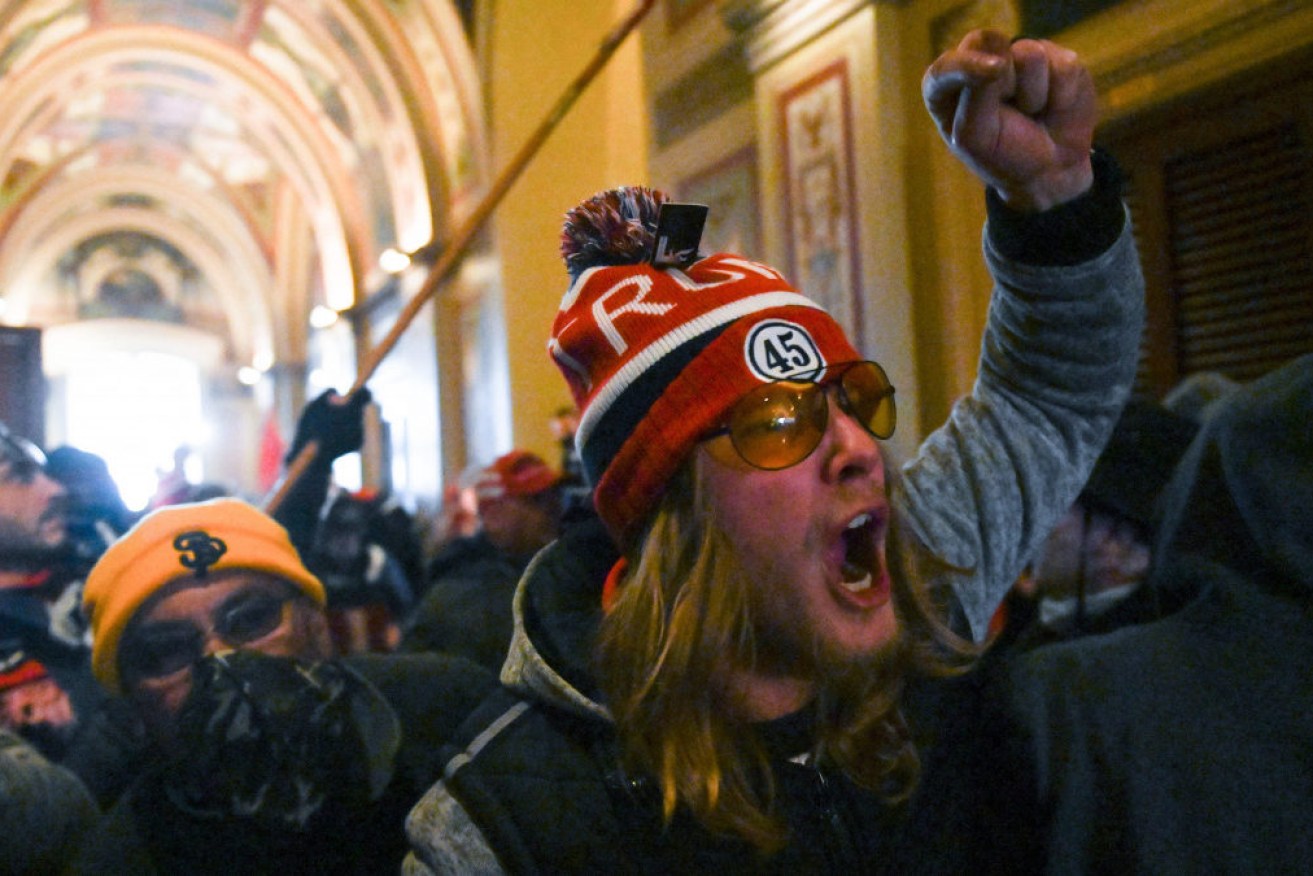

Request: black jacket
left=400, top=533, right=533, bottom=673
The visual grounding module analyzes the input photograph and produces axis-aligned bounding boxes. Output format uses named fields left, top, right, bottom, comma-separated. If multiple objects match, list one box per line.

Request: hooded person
left=403, top=30, right=1145, bottom=874
left=44, top=445, right=136, bottom=569
left=401, top=450, right=564, bottom=672
left=971, top=352, right=1313, bottom=873
left=887, top=399, right=1196, bottom=871
left=1002, top=398, right=1200, bottom=650
left=71, top=497, right=497, bottom=874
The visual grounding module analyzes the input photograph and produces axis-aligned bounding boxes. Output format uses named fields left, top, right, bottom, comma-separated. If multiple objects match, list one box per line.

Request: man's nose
left=822, top=395, right=882, bottom=481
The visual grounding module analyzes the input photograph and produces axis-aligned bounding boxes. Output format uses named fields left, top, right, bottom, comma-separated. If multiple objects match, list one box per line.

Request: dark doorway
left=1100, top=49, right=1313, bottom=397
left=0, top=326, right=45, bottom=446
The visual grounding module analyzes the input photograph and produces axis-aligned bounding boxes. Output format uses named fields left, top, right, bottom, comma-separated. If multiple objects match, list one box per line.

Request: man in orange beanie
left=72, top=498, right=496, bottom=873
left=81, top=498, right=333, bottom=738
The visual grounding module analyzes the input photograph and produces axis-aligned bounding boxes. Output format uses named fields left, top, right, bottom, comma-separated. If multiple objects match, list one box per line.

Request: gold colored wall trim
left=1062, top=0, right=1313, bottom=122
left=720, top=0, right=872, bottom=73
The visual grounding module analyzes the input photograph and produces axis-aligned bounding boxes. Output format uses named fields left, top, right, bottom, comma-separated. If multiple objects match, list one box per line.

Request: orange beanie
left=83, top=498, right=325, bottom=693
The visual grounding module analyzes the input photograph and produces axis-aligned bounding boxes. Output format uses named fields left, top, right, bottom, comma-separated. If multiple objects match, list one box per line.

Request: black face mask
left=162, top=650, right=401, bottom=832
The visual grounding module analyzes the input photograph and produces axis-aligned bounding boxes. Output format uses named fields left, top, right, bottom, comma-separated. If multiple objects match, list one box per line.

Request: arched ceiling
left=0, top=0, right=487, bottom=374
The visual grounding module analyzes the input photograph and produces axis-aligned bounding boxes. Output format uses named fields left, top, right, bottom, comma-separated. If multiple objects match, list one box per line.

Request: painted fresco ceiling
left=0, top=0, right=484, bottom=371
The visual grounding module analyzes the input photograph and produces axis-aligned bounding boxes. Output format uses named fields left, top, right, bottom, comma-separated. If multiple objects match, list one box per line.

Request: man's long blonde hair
left=595, top=456, right=974, bottom=852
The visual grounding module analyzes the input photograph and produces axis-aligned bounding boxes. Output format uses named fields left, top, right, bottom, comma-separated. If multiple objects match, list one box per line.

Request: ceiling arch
left=350, top=0, right=489, bottom=224
left=262, top=0, right=436, bottom=252
left=0, top=27, right=363, bottom=311
left=3, top=164, right=271, bottom=296
left=0, top=0, right=487, bottom=379
left=2, top=202, right=273, bottom=367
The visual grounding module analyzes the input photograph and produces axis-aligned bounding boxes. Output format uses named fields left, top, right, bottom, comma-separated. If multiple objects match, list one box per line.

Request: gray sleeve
left=405, top=779, right=506, bottom=875
left=897, top=215, right=1145, bottom=640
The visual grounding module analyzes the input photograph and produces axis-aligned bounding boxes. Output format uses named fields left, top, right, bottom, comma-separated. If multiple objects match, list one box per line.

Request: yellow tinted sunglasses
left=708, top=360, right=896, bottom=470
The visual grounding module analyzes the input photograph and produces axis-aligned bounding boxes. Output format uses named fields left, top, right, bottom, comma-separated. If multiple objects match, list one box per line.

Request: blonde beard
left=640, top=520, right=908, bottom=744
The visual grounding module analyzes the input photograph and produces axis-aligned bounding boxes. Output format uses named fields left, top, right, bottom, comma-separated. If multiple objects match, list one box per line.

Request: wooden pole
left=266, top=0, right=657, bottom=513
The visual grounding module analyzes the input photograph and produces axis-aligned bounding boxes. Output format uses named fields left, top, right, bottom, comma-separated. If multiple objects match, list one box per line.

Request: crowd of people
left=0, top=28, right=1308, bottom=875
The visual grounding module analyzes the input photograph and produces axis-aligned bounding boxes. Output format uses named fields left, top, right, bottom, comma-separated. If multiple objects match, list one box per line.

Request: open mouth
left=839, top=512, right=880, bottom=592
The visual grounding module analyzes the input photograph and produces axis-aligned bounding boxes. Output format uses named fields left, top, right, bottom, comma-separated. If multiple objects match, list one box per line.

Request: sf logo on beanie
left=174, top=531, right=227, bottom=577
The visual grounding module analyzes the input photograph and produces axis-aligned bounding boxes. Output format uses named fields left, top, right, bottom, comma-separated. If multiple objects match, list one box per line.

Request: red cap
left=0, top=658, right=48, bottom=692
left=474, top=450, right=562, bottom=502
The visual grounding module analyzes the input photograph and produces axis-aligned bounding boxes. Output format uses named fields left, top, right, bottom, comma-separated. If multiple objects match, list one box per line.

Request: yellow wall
left=487, top=0, right=650, bottom=463
left=899, top=0, right=1019, bottom=432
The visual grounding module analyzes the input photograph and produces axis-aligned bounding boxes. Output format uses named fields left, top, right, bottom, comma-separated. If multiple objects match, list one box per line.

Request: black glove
left=164, top=651, right=400, bottom=832
left=285, top=388, right=372, bottom=466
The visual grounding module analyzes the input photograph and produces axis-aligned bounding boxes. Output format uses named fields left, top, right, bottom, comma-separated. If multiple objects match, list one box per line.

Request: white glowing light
left=309, top=305, right=339, bottom=329
left=65, top=351, right=205, bottom=511
left=379, top=247, right=411, bottom=274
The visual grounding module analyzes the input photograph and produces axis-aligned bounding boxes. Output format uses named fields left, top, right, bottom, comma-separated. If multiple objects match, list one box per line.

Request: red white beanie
left=551, top=187, right=860, bottom=545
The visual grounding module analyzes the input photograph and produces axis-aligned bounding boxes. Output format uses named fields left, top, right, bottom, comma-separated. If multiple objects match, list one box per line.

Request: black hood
left=1150, top=354, right=1313, bottom=604
left=517, top=514, right=617, bottom=703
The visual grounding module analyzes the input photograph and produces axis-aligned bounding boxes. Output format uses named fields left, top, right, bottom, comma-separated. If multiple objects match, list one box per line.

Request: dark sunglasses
left=708, top=360, right=896, bottom=471
left=119, top=588, right=294, bottom=681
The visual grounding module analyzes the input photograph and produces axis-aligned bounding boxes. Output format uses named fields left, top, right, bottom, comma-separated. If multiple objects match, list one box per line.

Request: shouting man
left=405, top=30, right=1145, bottom=872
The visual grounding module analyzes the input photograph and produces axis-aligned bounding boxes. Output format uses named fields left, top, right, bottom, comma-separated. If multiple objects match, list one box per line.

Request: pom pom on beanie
left=560, top=186, right=668, bottom=281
